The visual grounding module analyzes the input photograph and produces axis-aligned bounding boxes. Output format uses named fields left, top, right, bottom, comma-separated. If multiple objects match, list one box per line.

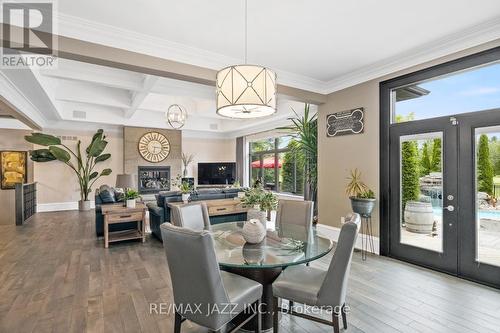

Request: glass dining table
left=210, top=221, right=334, bottom=331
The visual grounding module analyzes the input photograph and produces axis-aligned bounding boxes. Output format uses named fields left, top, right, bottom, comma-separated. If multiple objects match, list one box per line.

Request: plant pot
left=78, top=200, right=91, bottom=211
left=404, top=201, right=434, bottom=234
left=182, top=193, right=190, bottom=203
left=350, top=197, right=376, bottom=217
left=126, top=199, right=136, bottom=208
left=247, top=206, right=267, bottom=226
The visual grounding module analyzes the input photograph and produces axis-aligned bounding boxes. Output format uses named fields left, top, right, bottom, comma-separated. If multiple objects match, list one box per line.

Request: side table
left=101, top=203, right=147, bottom=248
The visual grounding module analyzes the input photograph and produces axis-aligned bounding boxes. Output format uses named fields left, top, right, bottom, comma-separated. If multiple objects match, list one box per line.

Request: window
left=392, top=62, right=500, bottom=123
left=249, top=135, right=304, bottom=196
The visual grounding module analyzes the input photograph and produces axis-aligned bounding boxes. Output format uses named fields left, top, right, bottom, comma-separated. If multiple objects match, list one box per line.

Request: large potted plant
left=25, top=129, right=112, bottom=211
left=241, top=184, right=278, bottom=225
left=345, top=169, right=376, bottom=217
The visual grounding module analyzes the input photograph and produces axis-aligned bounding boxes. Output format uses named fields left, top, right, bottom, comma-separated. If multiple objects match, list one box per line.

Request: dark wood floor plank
left=0, top=210, right=499, bottom=333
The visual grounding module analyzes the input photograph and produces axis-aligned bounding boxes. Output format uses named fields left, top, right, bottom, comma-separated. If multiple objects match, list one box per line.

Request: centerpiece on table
left=240, top=182, right=278, bottom=225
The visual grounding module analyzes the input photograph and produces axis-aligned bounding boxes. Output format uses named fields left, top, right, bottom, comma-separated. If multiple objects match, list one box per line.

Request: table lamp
left=116, top=174, right=136, bottom=205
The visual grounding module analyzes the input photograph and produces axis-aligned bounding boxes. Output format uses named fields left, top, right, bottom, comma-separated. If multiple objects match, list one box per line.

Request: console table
left=101, top=203, right=147, bottom=248
left=167, top=198, right=248, bottom=224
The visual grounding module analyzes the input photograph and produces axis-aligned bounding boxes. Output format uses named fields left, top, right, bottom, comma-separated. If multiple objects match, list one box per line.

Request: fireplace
left=138, top=166, right=170, bottom=194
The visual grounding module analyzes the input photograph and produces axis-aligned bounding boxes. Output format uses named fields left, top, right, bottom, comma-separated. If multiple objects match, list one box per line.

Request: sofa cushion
left=114, top=188, right=125, bottom=202
left=99, top=187, right=116, bottom=203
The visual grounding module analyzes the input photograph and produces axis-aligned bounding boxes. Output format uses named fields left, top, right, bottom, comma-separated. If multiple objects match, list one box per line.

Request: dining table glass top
left=210, top=221, right=334, bottom=269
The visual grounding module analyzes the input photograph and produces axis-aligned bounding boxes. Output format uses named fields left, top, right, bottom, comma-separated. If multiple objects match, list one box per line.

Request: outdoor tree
left=281, top=140, right=304, bottom=195
left=477, top=134, right=494, bottom=194
left=431, top=138, right=442, bottom=172
left=402, top=140, right=420, bottom=221
left=420, top=142, right=432, bottom=176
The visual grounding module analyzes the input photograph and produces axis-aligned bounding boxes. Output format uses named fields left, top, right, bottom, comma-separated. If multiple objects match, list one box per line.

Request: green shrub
left=402, top=141, right=420, bottom=218
left=478, top=134, right=494, bottom=194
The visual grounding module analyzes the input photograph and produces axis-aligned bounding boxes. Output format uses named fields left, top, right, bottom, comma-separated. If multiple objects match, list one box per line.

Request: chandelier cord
left=244, top=0, right=247, bottom=64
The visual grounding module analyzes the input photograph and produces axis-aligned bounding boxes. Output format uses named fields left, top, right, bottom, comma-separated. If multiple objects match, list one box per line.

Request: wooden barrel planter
left=404, top=201, right=434, bottom=234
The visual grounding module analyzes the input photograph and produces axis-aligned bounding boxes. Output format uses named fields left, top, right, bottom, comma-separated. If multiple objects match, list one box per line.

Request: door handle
left=444, top=205, right=455, bottom=212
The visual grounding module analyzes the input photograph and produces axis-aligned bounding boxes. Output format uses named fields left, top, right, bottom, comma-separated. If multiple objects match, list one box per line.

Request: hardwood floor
left=1, top=210, right=500, bottom=333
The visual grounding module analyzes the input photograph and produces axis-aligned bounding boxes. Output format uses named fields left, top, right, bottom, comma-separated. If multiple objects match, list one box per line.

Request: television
left=197, top=162, right=236, bottom=185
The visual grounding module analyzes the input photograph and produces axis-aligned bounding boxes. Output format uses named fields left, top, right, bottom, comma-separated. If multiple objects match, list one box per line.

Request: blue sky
left=396, top=63, right=500, bottom=120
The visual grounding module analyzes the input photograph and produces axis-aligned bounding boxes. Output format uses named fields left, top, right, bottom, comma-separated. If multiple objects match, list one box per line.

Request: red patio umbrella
left=251, top=158, right=282, bottom=168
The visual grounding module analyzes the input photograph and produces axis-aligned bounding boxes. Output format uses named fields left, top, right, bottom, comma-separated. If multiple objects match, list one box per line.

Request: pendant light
left=166, top=104, right=187, bottom=129
left=215, top=0, right=277, bottom=119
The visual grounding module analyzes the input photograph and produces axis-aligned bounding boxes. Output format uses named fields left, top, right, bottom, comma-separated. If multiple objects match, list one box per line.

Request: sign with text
left=1, top=1, right=58, bottom=69
left=326, top=108, right=364, bottom=137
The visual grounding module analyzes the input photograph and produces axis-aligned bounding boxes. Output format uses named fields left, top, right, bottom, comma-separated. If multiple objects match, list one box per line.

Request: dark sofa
left=94, top=186, right=138, bottom=237
left=147, top=188, right=247, bottom=241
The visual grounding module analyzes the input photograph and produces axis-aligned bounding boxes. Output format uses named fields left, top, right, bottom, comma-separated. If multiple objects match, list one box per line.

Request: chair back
left=317, top=213, right=361, bottom=307
left=160, top=223, right=231, bottom=329
left=171, top=202, right=211, bottom=231
left=275, top=200, right=314, bottom=229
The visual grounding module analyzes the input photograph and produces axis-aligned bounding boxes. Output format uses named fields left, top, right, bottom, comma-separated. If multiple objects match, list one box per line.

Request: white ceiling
left=0, top=58, right=311, bottom=137
left=55, top=0, right=500, bottom=92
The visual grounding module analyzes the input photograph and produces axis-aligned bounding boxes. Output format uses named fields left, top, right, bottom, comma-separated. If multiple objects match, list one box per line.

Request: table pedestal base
left=224, top=266, right=282, bottom=332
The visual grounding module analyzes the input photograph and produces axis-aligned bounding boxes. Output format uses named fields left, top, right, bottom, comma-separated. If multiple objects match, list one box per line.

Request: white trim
left=37, top=201, right=96, bottom=212
left=56, top=13, right=500, bottom=95
left=57, top=13, right=326, bottom=94
left=317, top=223, right=380, bottom=255
left=322, top=17, right=500, bottom=93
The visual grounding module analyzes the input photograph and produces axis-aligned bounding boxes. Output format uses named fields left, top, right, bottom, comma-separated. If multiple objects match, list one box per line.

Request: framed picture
left=0, top=151, right=28, bottom=190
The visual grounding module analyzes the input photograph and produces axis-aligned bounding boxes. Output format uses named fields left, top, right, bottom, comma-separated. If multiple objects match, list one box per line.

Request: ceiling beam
left=0, top=24, right=327, bottom=105
left=124, top=75, right=158, bottom=118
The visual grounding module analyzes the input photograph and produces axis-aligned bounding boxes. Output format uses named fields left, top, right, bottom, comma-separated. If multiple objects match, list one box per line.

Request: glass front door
left=389, top=110, right=500, bottom=287
left=389, top=116, right=458, bottom=274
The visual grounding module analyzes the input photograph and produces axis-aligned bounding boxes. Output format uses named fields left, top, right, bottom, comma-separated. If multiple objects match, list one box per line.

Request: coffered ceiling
left=0, top=58, right=312, bottom=136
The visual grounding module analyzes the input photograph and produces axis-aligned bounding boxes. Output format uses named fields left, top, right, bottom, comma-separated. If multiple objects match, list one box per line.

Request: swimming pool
left=432, top=207, right=500, bottom=220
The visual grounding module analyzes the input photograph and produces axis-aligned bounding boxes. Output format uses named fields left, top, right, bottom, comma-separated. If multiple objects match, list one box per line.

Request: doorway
left=380, top=47, right=500, bottom=288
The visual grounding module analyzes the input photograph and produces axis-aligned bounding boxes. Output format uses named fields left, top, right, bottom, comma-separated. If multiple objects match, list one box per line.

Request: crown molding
left=56, top=13, right=326, bottom=94
left=0, top=72, right=47, bottom=128
left=322, top=17, right=500, bottom=93
left=47, top=14, right=500, bottom=98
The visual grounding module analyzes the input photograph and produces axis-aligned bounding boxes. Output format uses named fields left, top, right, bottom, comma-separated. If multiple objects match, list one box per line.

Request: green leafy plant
left=401, top=141, right=420, bottom=216
left=345, top=169, right=369, bottom=198
left=179, top=181, right=192, bottom=194
left=232, top=180, right=241, bottom=188
left=278, top=104, right=317, bottom=205
left=124, top=189, right=140, bottom=200
left=478, top=134, right=494, bottom=194
left=358, top=189, right=375, bottom=199
left=25, top=129, right=112, bottom=202
left=241, top=184, right=277, bottom=212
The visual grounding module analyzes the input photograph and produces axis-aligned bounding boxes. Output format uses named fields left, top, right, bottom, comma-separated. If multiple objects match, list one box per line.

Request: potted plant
left=346, top=169, right=376, bottom=217
left=124, top=189, right=140, bottom=208
left=179, top=181, right=192, bottom=203
left=241, top=184, right=278, bottom=225
left=25, top=129, right=112, bottom=211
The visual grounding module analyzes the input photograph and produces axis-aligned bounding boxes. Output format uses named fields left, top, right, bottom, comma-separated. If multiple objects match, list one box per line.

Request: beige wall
left=317, top=39, right=500, bottom=237
left=35, top=128, right=123, bottom=204
left=123, top=127, right=182, bottom=187
left=182, top=137, right=236, bottom=184
left=0, top=129, right=34, bottom=225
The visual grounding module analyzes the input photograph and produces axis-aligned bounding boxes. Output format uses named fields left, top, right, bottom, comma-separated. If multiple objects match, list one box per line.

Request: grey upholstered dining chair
left=275, top=199, right=314, bottom=229
left=160, top=223, right=263, bottom=333
left=171, top=202, right=211, bottom=231
left=272, top=213, right=361, bottom=333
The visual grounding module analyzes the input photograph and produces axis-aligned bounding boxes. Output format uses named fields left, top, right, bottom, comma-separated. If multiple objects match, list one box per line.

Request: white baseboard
left=317, top=223, right=380, bottom=255
left=37, top=201, right=96, bottom=212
